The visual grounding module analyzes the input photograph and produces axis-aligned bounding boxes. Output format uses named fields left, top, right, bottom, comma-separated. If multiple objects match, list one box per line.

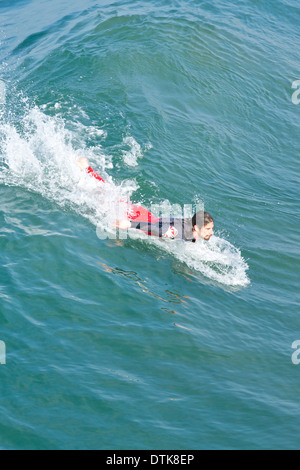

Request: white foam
left=0, top=103, right=250, bottom=288
left=122, top=135, right=143, bottom=167
left=178, top=236, right=250, bottom=287
left=0, top=105, right=137, bottom=229
left=128, top=232, right=250, bottom=288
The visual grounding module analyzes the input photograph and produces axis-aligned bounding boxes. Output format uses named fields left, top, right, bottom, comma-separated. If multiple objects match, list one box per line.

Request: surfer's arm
left=131, top=219, right=183, bottom=239
left=114, top=219, right=132, bottom=230
left=130, top=220, right=163, bottom=237
left=113, top=219, right=162, bottom=236
left=115, top=218, right=182, bottom=239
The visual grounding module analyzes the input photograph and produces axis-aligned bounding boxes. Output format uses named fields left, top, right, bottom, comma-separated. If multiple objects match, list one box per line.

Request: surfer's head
left=192, top=211, right=214, bottom=241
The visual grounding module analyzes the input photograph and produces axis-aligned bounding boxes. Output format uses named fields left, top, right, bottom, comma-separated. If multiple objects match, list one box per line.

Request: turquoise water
left=0, top=0, right=299, bottom=450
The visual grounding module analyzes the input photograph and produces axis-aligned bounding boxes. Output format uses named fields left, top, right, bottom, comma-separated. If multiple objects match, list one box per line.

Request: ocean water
left=0, top=0, right=299, bottom=450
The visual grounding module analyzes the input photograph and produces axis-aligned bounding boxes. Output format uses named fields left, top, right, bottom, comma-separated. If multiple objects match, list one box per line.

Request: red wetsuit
left=86, top=166, right=160, bottom=223
left=86, top=166, right=196, bottom=240
left=86, top=166, right=105, bottom=183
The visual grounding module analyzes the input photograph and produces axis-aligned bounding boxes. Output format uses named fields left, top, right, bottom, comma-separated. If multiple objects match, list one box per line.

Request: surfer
left=77, top=157, right=214, bottom=242
left=123, top=212, right=214, bottom=242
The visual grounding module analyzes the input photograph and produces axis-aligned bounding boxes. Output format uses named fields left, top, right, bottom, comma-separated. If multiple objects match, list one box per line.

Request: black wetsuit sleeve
left=130, top=218, right=186, bottom=239
left=130, top=220, right=163, bottom=237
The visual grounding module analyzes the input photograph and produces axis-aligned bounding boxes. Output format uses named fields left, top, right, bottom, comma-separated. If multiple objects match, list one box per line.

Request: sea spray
left=0, top=102, right=249, bottom=288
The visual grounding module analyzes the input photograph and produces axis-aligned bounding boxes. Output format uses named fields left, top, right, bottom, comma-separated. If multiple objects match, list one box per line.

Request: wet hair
left=192, top=211, right=214, bottom=229
left=182, top=211, right=214, bottom=242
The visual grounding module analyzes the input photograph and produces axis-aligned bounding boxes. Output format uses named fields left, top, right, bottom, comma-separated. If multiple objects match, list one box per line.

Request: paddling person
left=77, top=157, right=214, bottom=242
left=116, top=211, right=214, bottom=242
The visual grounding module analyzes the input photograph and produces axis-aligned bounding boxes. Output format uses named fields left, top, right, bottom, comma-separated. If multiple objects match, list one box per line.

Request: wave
left=0, top=99, right=250, bottom=288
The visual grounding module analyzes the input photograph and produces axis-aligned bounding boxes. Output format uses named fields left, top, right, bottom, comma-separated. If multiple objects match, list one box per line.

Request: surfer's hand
left=77, top=157, right=89, bottom=171
left=114, top=219, right=132, bottom=230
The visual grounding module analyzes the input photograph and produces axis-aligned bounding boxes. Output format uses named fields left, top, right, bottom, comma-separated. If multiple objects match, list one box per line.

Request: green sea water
left=0, top=0, right=299, bottom=450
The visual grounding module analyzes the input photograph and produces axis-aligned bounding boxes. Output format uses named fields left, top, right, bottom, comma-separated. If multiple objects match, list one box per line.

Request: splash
left=0, top=105, right=138, bottom=231
left=128, top=230, right=250, bottom=288
left=122, top=135, right=143, bottom=167
left=0, top=101, right=249, bottom=288
left=175, top=236, right=250, bottom=288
